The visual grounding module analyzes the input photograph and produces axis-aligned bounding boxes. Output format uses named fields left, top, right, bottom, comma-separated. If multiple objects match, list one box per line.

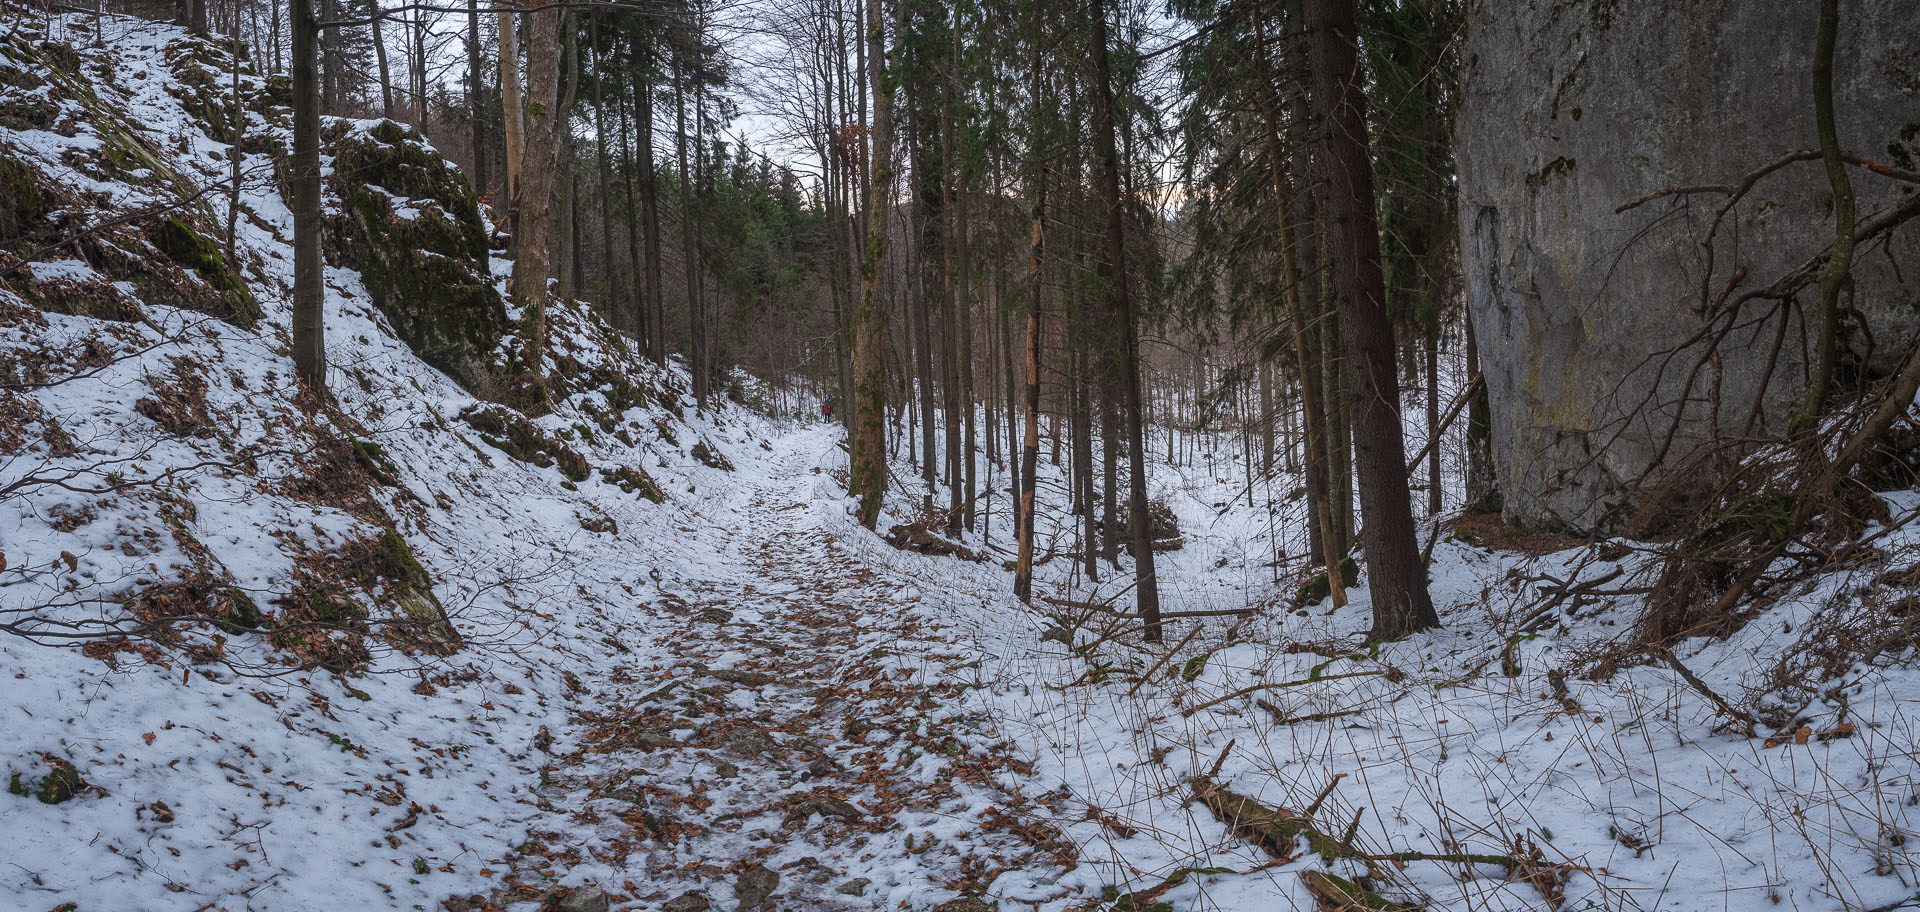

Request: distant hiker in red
left=821, top=400, right=833, bottom=421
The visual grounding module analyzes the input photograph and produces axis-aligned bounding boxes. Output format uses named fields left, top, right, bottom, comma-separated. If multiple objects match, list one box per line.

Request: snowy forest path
left=489, top=425, right=1079, bottom=911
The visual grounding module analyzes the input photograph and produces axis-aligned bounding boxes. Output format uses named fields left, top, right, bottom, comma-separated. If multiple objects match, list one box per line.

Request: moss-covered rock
left=601, top=464, right=664, bottom=502
left=8, top=755, right=86, bottom=804
left=460, top=405, right=590, bottom=482
left=0, top=33, right=258, bottom=327
left=1294, top=555, right=1361, bottom=608
left=323, top=118, right=506, bottom=392
left=273, top=528, right=458, bottom=669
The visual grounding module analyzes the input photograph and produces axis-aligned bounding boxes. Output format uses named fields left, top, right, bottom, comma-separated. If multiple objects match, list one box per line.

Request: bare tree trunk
left=507, top=0, right=561, bottom=385
left=590, top=15, right=619, bottom=327
left=371, top=0, right=394, bottom=119
left=674, top=50, right=707, bottom=405
left=291, top=0, right=325, bottom=393
left=498, top=6, right=524, bottom=237
left=637, top=45, right=664, bottom=365
left=467, top=0, right=488, bottom=204
left=1014, top=81, right=1043, bottom=601
left=849, top=0, right=893, bottom=528
left=1089, top=0, right=1160, bottom=641
left=1426, top=329, right=1441, bottom=515
left=1800, top=0, right=1855, bottom=422
left=1260, top=18, right=1343, bottom=600
left=1307, top=0, right=1437, bottom=639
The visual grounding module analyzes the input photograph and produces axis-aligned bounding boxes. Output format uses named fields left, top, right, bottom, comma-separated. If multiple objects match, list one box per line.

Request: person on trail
left=821, top=399, right=833, bottom=421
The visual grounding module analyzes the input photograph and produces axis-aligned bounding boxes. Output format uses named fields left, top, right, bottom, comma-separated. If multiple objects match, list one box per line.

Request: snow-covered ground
left=5, top=10, right=1920, bottom=912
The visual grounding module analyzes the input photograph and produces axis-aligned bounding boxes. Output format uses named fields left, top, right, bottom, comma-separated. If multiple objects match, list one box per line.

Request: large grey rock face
left=1456, top=0, right=1920, bottom=532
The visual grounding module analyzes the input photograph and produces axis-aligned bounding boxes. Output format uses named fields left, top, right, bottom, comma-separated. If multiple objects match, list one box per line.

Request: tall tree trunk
left=849, top=0, right=893, bottom=528
left=637, top=48, right=665, bottom=365
left=1307, top=0, right=1438, bottom=639
left=1260, top=19, right=1343, bottom=599
left=508, top=0, right=561, bottom=384
left=620, top=65, right=648, bottom=346
left=499, top=7, right=525, bottom=238
left=1014, top=78, right=1044, bottom=602
left=1425, top=329, right=1441, bottom=515
left=590, top=16, right=619, bottom=328
left=1089, top=0, right=1160, bottom=641
left=1801, top=0, right=1854, bottom=422
left=291, top=0, right=325, bottom=393
left=674, top=51, right=707, bottom=405
left=320, top=0, right=339, bottom=112
left=370, top=0, right=394, bottom=119
left=467, top=0, right=488, bottom=204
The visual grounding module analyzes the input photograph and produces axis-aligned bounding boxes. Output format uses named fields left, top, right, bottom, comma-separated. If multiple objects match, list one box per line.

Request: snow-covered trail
left=488, top=425, right=1079, bottom=912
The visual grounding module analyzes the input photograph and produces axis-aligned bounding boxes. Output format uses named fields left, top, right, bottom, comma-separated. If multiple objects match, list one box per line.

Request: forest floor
left=487, top=426, right=1082, bottom=911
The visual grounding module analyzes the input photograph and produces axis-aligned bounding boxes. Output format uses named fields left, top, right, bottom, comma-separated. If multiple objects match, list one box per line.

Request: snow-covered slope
left=0, top=12, right=810, bottom=910
left=4, top=10, right=1919, bottom=912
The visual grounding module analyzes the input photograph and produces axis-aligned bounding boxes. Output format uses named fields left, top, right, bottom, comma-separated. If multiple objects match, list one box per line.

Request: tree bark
left=370, top=0, right=394, bottom=119
left=507, top=0, right=561, bottom=384
left=1015, top=6, right=1044, bottom=598
left=291, top=0, right=325, bottom=394
left=499, top=7, right=524, bottom=237
left=1800, top=0, right=1855, bottom=422
left=636, top=45, right=665, bottom=365
left=1306, top=0, right=1437, bottom=639
left=467, top=0, right=488, bottom=204
left=1088, top=0, right=1160, bottom=641
left=849, top=0, right=893, bottom=528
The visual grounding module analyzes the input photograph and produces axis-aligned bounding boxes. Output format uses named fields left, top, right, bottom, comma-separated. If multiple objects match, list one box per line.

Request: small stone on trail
left=724, top=728, right=779, bottom=757
left=712, top=758, right=741, bottom=778
left=733, top=864, right=779, bottom=910
left=782, top=796, right=860, bottom=829
left=547, top=884, right=609, bottom=912
left=806, top=756, right=836, bottom=779
left=709, top=668, right=776, bottom=687
left=662, top=892, right=712, bottom=912
left=835, top=878, right=870, bottom=897
left=1041, top=626, right=1073, bottom=646
left=931, top=898, right=993, bottom=912
left=698, top=607, right=733, bottom=624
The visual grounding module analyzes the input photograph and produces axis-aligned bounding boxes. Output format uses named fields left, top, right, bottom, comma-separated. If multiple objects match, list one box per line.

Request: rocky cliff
left=1456, top=0, right=1920, bottom=532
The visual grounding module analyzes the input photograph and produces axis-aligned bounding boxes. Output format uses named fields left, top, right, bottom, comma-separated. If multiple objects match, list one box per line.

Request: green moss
left=602, top=465, right=665, bottom=503
left=324, top=119, right=505, bottom=392
left=1528, top=156, right=1577, bottom=188
left=143, top=215, right=259, bottom=325
left=1300, top=872, right=1411, bottom=911
left=0, top=156, right=47, bottom=253
left=1294, top=556, right=1360, bottom=607
left=224, top=585, right=262, bottom=627
left=9, top=757, right=85, bottom=804
left=349, top=438, right=401, bottom=487
left=461, top=405, right=590, bottom=481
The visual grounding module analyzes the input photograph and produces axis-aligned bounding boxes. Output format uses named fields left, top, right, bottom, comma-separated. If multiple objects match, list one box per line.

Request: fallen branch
left=1180, top=670, right=1383, bottom=717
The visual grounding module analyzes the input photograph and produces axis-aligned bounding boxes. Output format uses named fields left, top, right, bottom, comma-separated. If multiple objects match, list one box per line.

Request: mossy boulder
left=323, top=118, right=505, bottom=392
left=460, top=405, right=590, bottom=482
left=9, top=755, right=87, bottom=804
left=1294, top=555, right=1361, bottom=608
left=601, top=464, right=664, bottom=502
